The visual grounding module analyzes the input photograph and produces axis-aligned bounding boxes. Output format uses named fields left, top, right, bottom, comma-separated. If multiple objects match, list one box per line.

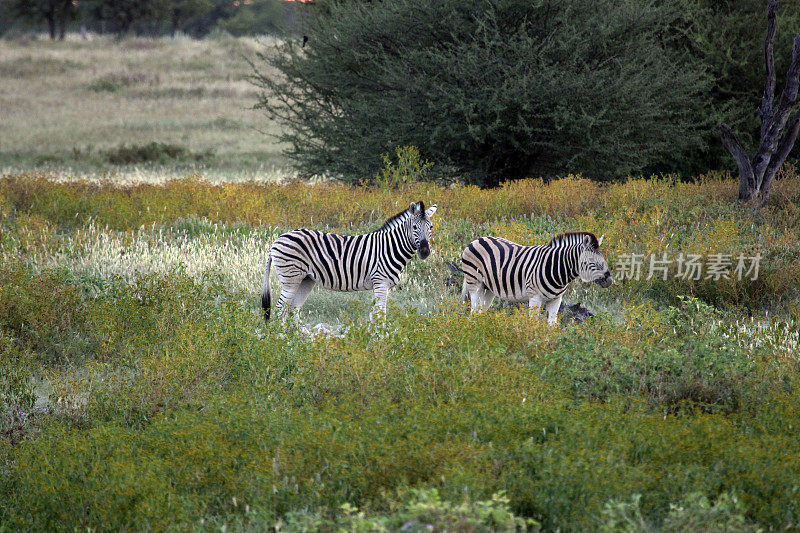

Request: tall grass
left=1, top=173, right=799, bottom=530
left=3, top=171, right=798, bottom=307
left=0, top=35, right=284, bottom=179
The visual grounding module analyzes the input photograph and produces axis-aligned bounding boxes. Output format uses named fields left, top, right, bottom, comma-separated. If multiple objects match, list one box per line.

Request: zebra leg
left=276, top=282, right=303, bottom=324
left=544, top=296, right=563, bottom=326
left=464, top=275, right=491, bottom=313
left=290, top=277, right=316, bottom=321
left=466, top=285, right=493, bottom=313
left=527, top=294, right=544, bottom=317
left=477, top=287, right=495, bottom=312
left=466, top=284, right=481, bottom=313
left=371, top=283, right=390, bottom=321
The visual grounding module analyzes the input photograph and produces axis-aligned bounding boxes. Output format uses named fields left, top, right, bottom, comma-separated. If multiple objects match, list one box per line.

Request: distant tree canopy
left=82, top=0, right=162, bottom=37
left=1, top=0, right=303, bottom=38
left=216, top=0, right=296, bottom=36
left=254, top=0, right=713, bottom=185
left=6, top=0, right=75, bottom=40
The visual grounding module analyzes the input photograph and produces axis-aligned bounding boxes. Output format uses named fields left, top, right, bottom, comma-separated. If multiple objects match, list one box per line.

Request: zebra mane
left=549, top=232, right=599, bottom=249
left=374, top=203, right=421, bottom=233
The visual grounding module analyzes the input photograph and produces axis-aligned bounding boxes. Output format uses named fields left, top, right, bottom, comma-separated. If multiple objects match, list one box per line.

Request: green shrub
left=272, top=489, right=538, bottom=532
left=0, top=333, right=37, bottom=428
left=0, top=261, right=91, bottom=364
left=534, top=298, right=766, bottom=412
left=601, top=492, right=761, bottom=532
left=102, top=142, right=213, bottom=165
left=372, top=146, right=436, bottom=190
left=254, top=0, right=710, bottom=184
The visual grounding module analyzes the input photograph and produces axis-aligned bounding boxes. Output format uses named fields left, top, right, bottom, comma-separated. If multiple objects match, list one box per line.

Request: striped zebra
left=460, top=232, right=612, bottom=324
left=261, top=201, right=438, bottom=323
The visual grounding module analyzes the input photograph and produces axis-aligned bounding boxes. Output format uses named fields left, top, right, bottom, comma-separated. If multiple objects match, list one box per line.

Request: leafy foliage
left=372, top=146, right=436, bottom=190
left=276, top=489, right=538, bottom=532
left=601, top=492, right=760, bottom=532
left=536, top=298, right=765, bottom=412
left=254, top=0, right=711, bottom=185
left=685, top=0, right=800, bottom=173
left=0, top=333, right=36, bottom=429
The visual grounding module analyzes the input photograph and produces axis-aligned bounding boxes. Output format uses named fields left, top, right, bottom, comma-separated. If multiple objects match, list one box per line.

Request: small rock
left=559, top=301, right=594, bottom=323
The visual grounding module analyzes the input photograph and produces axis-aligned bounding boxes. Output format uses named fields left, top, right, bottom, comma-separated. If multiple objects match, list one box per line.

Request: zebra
left=460, top=232, right=612, bottom=324
left=261, top=201, right=438, bottom=323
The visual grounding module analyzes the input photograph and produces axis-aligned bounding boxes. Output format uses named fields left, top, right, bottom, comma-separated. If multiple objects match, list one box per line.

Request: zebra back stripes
left=262, top=201, right=437, bottom=322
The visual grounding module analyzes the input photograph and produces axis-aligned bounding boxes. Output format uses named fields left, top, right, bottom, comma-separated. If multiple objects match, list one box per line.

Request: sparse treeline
left=0, top=0, right=307, bottom=39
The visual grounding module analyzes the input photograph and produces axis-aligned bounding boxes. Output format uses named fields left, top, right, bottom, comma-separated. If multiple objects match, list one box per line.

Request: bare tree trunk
left=720, top=124, right=755, bottom=201
left=46, top=12, right=57, bottom=40
left=720, top=0, right=800, bottom=205
left=57, top=0, right=72, bottom=41
left=58, top=15, right=67, bottom=40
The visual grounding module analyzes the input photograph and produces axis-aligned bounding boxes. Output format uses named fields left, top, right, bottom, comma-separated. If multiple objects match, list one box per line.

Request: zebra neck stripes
left=538, top=242, right=582, bottom=297
left=372, top=220, right=418, bottom=280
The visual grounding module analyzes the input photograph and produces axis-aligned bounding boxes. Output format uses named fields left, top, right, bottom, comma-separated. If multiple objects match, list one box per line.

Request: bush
left=535, top=298, right=766, bottom=412
left=254, top=0, right=710, bottom=185
left=601, top=492, right=760, bottom=532
left=683, top=0, right=800, bottom=173
left=0, top=333, right=37, bottom=430
left=271, top=489, right=538, bottom=532
left=0, top=261, right=91, bottom=364
left=0, top=265, right=798, bottom=530
left=372, top=146, right=436, bottom=190
left=102, top=142, right=213, bottom=165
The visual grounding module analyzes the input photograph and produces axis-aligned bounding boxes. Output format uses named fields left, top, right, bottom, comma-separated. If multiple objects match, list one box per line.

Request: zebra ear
left=598, top=234, right=604, bottom=246
left=410, top=201, right=422, bottom=215
left=425, top=204, right=437, bottom=218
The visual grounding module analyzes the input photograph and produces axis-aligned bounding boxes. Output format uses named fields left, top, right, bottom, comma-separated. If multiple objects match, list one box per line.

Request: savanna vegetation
left=0, top=34, right=288, bottom=182
left=0, top=0, right=304, bottom=40
left=3, top=1, right=800, bottom=529
left=2, top=169, right=800, bottom=530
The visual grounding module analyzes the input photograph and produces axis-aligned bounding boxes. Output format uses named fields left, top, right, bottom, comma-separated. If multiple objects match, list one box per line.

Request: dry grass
left=0, top=33, right=286, bottom=182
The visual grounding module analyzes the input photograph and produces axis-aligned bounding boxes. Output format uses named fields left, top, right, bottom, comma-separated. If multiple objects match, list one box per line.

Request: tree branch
left=759, top=0, right=778, bottom=138
left=769, top=35, right=800, bottom=137
left=761, top=109, right=800, bottom=198
left=720, top=123, right=755, bottom=200
left=752, top=34, right=800, bottom=189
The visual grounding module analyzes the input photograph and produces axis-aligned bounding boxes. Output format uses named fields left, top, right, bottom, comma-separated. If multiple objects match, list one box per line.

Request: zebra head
left=408, top=201, right=437, bottom=259
left=578, top=234, right=613, bottom=288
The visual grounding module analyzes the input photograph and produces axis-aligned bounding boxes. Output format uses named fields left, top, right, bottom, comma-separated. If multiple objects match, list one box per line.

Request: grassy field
left=2, top=171, right=800, bottom=530
left=2, top=32, right=800, bottom=532
left=0, top=34, right=289, bottom=183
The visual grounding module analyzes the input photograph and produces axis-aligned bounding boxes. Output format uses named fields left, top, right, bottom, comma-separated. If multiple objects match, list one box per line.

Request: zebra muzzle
left=596, top=272, right=613, bottom=288
left=418, top=240, right=430, bottom=259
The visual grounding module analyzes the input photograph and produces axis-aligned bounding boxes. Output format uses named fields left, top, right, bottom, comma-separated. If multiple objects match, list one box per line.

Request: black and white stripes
left=460, top=232, right=612, bottom=324
left=262, top=201, right=437, bottom=323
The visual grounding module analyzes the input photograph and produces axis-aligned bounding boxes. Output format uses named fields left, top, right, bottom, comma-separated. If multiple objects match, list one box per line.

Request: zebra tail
left=261, top=253, right=272, bottom=323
